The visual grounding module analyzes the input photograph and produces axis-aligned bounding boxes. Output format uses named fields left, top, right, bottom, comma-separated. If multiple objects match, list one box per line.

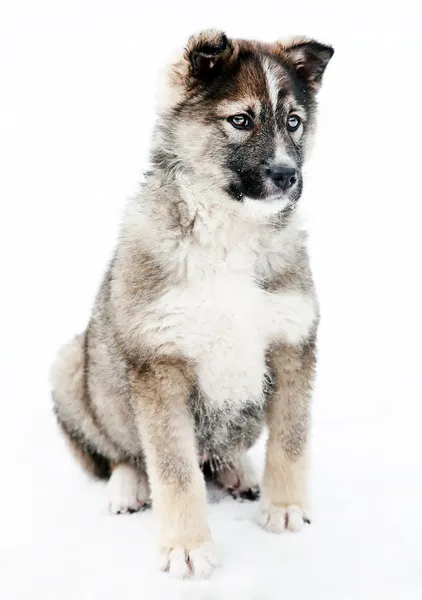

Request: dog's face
left=154, top=31, right=334, bottom=216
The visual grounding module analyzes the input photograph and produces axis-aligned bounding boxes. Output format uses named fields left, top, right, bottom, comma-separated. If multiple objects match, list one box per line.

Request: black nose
left=269, top=166, right=297, bottom=191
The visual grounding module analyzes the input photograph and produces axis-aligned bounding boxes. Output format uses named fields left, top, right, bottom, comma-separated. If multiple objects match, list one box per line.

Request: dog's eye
left=287, top=115, right=301, bottom=132
left=228, top=114, right=253, bottom=130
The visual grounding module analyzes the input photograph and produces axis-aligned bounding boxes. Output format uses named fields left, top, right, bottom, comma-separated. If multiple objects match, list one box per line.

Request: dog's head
left=153, top=30, right=334, bottom=216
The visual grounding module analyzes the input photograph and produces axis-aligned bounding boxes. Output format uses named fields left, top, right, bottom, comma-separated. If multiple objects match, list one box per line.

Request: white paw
left=107, top=465, right=150, bottom=514
left=158, top=541, right=220, bottom=580
left=256, top=501, right=311, bottom=533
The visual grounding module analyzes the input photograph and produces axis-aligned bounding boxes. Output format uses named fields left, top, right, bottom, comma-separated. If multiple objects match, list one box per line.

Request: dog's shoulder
left=257, top=212, right=315, bottom=293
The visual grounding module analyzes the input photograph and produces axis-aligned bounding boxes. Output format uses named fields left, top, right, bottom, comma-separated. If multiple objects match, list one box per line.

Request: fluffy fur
left=51, top=30, right=333, bottom=579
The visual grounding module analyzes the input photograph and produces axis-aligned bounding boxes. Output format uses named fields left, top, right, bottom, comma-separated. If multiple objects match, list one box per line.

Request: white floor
left=1, top=370, right=421, bottom=599
left=1, top=1, right=422, bottom=598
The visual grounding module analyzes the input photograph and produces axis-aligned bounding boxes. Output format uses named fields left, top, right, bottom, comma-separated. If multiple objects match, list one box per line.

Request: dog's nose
left=269, top=166, right=297, bottom=191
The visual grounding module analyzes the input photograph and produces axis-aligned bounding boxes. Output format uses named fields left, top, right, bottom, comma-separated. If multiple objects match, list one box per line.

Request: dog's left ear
left=278, top=38, right=334, bottom=92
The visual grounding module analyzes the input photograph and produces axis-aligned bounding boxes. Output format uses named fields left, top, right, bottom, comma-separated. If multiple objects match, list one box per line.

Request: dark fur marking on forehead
left=198, top=51, right=271, bottom=105
left=186, top=45, right=313, bottom=125
left=176, top=35, right=333, bottom=113
left=277, top=66, right=310, bottom=109
left=259, top=102, right=275, bottom=126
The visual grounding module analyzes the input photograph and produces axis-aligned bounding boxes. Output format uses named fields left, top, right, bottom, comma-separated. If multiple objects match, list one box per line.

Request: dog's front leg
left=257, top=337, right=316, bottom=533
left=129, top=359, right=218, bottom=579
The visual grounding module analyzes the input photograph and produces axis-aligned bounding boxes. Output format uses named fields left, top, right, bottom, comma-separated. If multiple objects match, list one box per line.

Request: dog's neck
left=121, top=167, right=307, bottom=285
left=147, top=165, right=297, bottom=226
left=125, top=166, right=303, bottom=263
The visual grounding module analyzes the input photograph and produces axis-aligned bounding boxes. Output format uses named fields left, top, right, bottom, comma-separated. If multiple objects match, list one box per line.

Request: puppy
left=51, top=30, right=333, bottom=579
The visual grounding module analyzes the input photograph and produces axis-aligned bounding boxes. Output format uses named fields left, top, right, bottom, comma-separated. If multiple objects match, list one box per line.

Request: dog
left=51, top=30, right=333, bottom=579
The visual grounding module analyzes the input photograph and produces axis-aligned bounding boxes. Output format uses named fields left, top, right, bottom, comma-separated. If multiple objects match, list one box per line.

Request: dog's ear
left=155, top=30, right=234, bottom=113
left=185, top=30, right=234, bottom=82
left=277, top=38, right=334, bottom=92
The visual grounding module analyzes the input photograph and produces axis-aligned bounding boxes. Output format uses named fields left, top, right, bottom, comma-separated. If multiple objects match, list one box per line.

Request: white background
left=1, top=1, right=422, bottom=598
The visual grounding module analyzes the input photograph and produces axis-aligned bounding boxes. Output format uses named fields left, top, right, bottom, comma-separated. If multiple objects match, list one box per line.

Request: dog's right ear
left=185, top=30, right=234, bottom=82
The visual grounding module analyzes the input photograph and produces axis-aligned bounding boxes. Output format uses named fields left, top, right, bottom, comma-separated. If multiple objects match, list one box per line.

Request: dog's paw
left=215, top=453, right=260, bottom=501
left=107, top=465, right=150, bottom=514
left=256, top=501, right=311, bottom=533
left=158, top=541, right=220, bottom=580
left=230, top=485, right=260, bottom=501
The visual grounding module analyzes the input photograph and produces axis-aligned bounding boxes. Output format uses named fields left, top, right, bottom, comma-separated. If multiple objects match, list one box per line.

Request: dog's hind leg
left=107, top=463, right=151, bottom=514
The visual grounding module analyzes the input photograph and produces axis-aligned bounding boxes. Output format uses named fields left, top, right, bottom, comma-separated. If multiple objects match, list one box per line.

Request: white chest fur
left=150, top=263, right=316, bottom=409
left=136, top=190, right=317, bottom=409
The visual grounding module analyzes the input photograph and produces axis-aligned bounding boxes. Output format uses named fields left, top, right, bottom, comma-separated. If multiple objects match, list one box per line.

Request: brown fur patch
left=109, top=245, right=175, bottom=366
left=262, top=334, right=317, bottom=507
left=268, top=335, right=317, bottom=460
left=129, top=359, right=196, bottom=490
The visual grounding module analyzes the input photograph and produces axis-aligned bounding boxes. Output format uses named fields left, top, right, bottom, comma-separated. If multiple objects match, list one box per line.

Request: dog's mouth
left=227, top=183, right=289, bottom=204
